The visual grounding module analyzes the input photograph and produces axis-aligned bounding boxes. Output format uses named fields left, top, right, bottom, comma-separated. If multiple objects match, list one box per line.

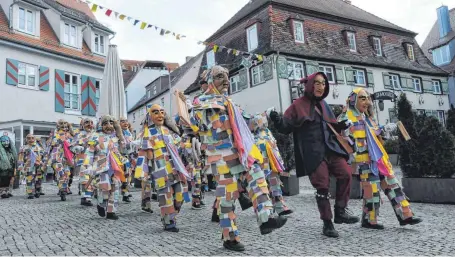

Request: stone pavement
left=0, top=171, right=454, bottom=256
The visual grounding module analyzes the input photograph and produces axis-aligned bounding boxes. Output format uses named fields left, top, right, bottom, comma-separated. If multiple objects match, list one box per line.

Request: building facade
left=0, top=0, right=113, bottom=148
left=184, top=0, right=449, bottom=126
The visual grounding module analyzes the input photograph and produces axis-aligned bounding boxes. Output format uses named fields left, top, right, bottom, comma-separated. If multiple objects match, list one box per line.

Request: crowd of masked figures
left=2, top=65, right=453, bottom=252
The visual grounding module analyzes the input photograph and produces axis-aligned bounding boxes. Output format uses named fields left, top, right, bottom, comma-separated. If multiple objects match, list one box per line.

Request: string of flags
left=79, top=0, right=267, bottom=63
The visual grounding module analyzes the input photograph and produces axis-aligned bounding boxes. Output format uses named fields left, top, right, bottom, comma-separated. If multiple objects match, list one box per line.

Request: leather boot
left=211, top=208, right=220, bottom=222
left=361, top=213, right=384, bottom=229
left=97, top=205, right=106, bottom=217
left=323, top=220, right=339, bottom=238
left=122, top=196, right=131, bottom=203
left=106, top=212, right=119, bottom=220
left=399, top=216, right=422, bottom=226
left=334, top=206, right=360, bottom=224
left=223, top=240, right=245, bottom=252
left=259, top=216, right=287, bottom=235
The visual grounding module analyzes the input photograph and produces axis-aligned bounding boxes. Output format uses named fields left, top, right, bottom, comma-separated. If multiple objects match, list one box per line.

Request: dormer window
left=407, top=44, right=415, bottom=61
left=247, top=24, right=258, bottom=51
left=94, top=33, right=105, bottom=55
left=373, top=37, right=382, bottom=56
left=63, top=22, right=78, bottom=47
left=293, top=20, right=304, bottom=43
left=18, top=7, right=35, bottom=35
left=347, top=32, right=357, bottom=52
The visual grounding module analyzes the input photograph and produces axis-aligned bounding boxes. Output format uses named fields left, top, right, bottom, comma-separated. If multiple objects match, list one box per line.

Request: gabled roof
left=421, top=8, right=455, bottom=61
left=121, top=60, right=180, bottom=89
left=208, top=0, right=415, bottom=41
left=128, top=51, right=204, bottom=113
left=55, top=0, right=96, bottom=19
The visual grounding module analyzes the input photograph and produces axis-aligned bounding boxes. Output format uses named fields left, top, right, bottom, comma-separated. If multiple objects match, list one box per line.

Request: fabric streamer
left=365, top=123, right=394, bottom=176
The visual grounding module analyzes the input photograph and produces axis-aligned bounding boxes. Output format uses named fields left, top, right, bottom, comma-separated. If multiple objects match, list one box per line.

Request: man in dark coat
left=270, top=72, right=359, bottom=237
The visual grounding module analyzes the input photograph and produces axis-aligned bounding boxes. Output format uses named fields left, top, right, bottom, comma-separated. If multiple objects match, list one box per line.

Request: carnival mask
left=120, top=119, right=130, bottom=130
left=212, top=66, right=229, bottom=94
left=356, top=89, right=372, bottom=114
left=102, top=118, right=115, bottom=134
left=149, top=104, right=165, bottom=126
left=313, top=74, right=326, bottom=98
left=57, top=120, right=70, bottom=132
left=26, top=134, right=36, bottom=145
left=83, top=119, right=93, bottom=132
left=0, top=136, right=11, bottom=148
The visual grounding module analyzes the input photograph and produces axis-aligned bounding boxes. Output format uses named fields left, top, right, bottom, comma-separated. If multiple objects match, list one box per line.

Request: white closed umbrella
left=97, top=45, right=127, bottom=120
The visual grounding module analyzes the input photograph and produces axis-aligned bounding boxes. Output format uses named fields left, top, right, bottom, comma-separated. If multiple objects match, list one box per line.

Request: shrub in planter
left=446, top=105, right=455, bottom=136
left=383, top=139, right=399, bottom=154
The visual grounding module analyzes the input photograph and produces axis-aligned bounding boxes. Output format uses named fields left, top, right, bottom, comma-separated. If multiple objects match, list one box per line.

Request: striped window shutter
left=81, top=75, right=89, bottom=115
left=39, top=66, right=50, bottom=91
left=88, top=77, right=97, bottom=116
left=6, top=58, right=19, bottom=86
left=55, top=69, right=65, bottom=113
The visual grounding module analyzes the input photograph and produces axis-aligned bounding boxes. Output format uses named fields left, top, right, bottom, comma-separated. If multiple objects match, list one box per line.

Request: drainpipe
left=275, top=51, right=283, bottom=112
left=109, top=32, right=116, bottom=41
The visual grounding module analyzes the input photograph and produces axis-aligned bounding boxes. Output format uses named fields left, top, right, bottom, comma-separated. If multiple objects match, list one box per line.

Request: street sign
left=371, top=91, right=397, bottom=101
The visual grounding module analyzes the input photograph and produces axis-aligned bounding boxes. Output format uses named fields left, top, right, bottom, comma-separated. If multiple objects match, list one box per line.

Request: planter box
left=402, top=177, right=455, bottom=204
left=329, top=175, right=362, bottom=199
left=389, top=154, right=399, bottom=166
left=281, top=170, right=299, bottom=196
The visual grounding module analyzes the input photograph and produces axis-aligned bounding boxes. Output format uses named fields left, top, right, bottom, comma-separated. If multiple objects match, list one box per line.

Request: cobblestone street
left=0, top=171, right=453, bottom=256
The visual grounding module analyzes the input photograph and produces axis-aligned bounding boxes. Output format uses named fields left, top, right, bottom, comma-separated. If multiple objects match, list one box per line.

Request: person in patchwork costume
left=119, top=117, right=134, bottom=203
left=0, top=135, right=17, bottom=199
left=339, top=88, right=422, bottom=229
left=46, top=119, right=74, bottom=201
left=245, top=112, right=293, bottom=216
left=83, top=115, right=128, bottom=220
left=175, top=115, right=206, bottom=210
left=135, top=104, right=191, bottom=232
left=17, top=134, right=45, bottom=199
left=72, top=118, right=95, bottom=206
left=189, top=65, right=287, bottom=252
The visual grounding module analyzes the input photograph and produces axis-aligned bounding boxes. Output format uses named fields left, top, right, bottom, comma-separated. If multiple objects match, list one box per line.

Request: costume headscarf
left=0, top=135, right=16, bottom=171
left=283, top=72, right=336, bottom=127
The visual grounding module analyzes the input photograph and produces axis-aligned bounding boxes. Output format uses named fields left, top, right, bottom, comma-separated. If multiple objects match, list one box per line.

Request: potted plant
left=398, top=94, right=455, bottom=204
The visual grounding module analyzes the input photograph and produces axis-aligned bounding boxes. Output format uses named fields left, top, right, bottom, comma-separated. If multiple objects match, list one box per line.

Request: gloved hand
left=269, top=111, right=280, bottom=123
left=332, top=119, right=352, bottom=131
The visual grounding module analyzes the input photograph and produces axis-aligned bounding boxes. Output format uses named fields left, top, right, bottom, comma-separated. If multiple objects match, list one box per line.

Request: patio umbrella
left=97, top=45, right=127, bottom=119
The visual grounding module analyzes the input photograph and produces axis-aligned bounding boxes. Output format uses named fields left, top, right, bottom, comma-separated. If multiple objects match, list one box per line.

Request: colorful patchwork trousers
left=77, top=166, right=94, bottom=200
left=358, top=163, right=415, bottom=224
left=53, top=162, right=71, bottom=194
left=267, top=172, right=290, bottom=215
left=0, top=175, right=12, bottom=196
left=121, top=162, right=132, bottom=197
left=210, top=156, right=274, bottom=242
left=309, top=154, right=352, bottom=220
left=191, top=167, right=203, bottom=205
left=25, top=168, right=43, bottom=196
left=157, top=181, right=189, bottom=229
left=141, top=174, right=154, bottom=210
left=96, top=172, right=120, bottom=214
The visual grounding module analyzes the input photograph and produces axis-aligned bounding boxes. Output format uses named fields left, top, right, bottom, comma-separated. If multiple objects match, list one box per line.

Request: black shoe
left=164, top=227, right=179, bottom=232
left=1, top=194, right=8, bottom=199
left=128, top=194, right=133, bottom=198
left=361, top=221, right=384, bottom=230
left=334, top=206, right=360, bottom=224
left=7, top=193, right=12, bottom=197
left=106, top=212, right=119, bottom=220
left=211, top=208, right=220, bottom=223
left=399, top=217, right=422, bottom=226
left=323, top=220, right=339, bottom=238
left=278, top=209, right=293, bottom=216
left=151, top=194, right=157, bottom=201
left=81, top=198, right=93, bottom=206
left=40, top=192, right=45, bottom=195
left=200, top=200, right=206, bottom=206
left=223, top=240, right=245, bottom=252
left=28, top=195, right=35, bottom=199
left=192, top=203, right=202, bottom=210
left=141, top=207, right=153, bottom=213
left=60, top=193, right=66, bottom=201
left=67, top=189, right=72, bottom=195
left=122, top=196, right=131, bottom=203
left=97, top=205, right=106, bottom=217
left=260, top=216, right=288, bottom=235
left=34, top=193, right=40, bottom=198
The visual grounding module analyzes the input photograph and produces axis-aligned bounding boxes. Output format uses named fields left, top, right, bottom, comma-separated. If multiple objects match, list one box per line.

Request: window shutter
left=422, top=78, right=433, bottom=93
left=263, top=60, right=273, bottom=81
left=6, top=58, right=18, bottom=86
left=88, top=77, right=97, bottom=116
left=38, top=66, right=49, bottom=91
left=345, top=67, right=355, bottom=85
left=383, top=72, right=391, bottom=89
left=305, top=61, right=319, bottom=76
left=238, top=68, right=248, bottom=90
left=441, top=78, right=449, bottom=95
left=335, top=66, right=344, bottom=84
left=400, top=75, right=408, bottom=91
left=55, top=69, right=65, bottom=113
left=81, top=75, right=89, bottom=115
left=367, top=70, right=374, bottom=87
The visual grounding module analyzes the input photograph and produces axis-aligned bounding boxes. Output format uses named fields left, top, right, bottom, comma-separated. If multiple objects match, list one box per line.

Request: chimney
left=437, top=5, right=452, bottom=38
left=185, top=56, right=193, bottom=63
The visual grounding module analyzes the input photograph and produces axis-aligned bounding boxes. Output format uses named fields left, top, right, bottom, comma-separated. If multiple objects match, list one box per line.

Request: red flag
left=105, top=9, right=112, bottom=16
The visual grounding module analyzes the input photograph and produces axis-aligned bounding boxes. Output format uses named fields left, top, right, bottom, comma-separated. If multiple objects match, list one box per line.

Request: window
left=94, top=34, right=105, bottom=54
left=416, top=109, right=425, bottom=116
left=230, top=75, right=240, bottom=93
left=293, top=20, right=304, bottom=43
left=64, top=73, right=80, bottom=111
left=18, top=7, right=35, bottom=35
left=353, top=69, right=366, bottom=85
left=388, top=108, right=398, bottom=123
left=373, top=37, right=382, bottom=56
left=247, top=24, right=258, bottom=51
left=17, top=62, right=38, bottom=89
left=95, top=80, right=100, bottom=107
left=437, top=110, right=446, bottom=126
left=389, top=74, right=401, bottom=89
left=251, top=64, right=265, bottom=86
left=319, top=66, right=335, bottom=83
left=407, top=44, right=415, bottom=61
left=287, top=61, right=304, bottom=80
left=412, top=78, right=422, bottom=93
left=433, top=80, right=442, bottom=94
left=432, top=45, right=451, bottom=66
left=347, top=32, right=356, bottom=52
left=206, top=50, right=215, bottom=69
left=63, top=23, right=77, bottom=47
left=153, top=85, right=157, bottom=95
left=161, top=97, right=165, bottom=107
left=133, top=113, right=136, bottom=122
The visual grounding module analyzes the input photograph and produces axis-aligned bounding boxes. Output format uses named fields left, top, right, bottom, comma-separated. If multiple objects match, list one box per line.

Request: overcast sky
left=90, top=0, right=455, bottom=65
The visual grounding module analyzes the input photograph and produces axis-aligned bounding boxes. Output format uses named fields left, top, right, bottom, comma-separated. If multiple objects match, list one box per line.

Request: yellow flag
left=213, top=44, right=219, bottom=53
left=140, top=22, right=147, bottom=30
left=257, top=55, right=263, bottom=62
left=119, top=14, right=126, bottom=20
left=91, top=4, right=98, bottom=12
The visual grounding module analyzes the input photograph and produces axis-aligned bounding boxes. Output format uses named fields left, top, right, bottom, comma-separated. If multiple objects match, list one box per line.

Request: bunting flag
left=83, top=0, right=267, bottom=62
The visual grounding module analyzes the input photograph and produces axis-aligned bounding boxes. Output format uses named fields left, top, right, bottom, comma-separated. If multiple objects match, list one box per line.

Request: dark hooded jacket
left=273, top=72, right=348, bottom=177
